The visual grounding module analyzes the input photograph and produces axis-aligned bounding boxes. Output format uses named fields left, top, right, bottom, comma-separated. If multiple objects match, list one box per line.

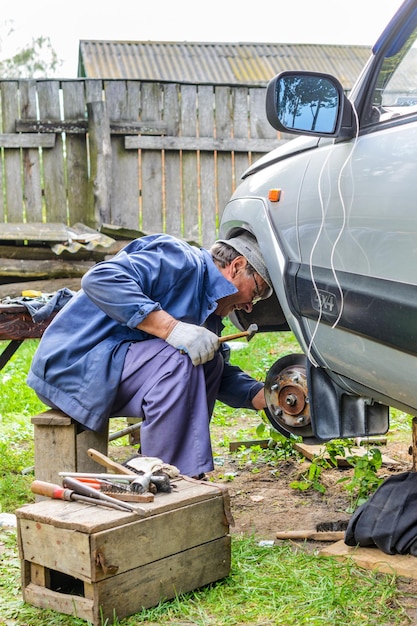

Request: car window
left=370, top=24, right=417, bottom=122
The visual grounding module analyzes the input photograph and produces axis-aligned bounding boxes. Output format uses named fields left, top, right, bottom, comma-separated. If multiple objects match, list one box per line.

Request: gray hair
left=210, top=241, right=256, bottom=275
left=212, top=232, right=273, bottom=299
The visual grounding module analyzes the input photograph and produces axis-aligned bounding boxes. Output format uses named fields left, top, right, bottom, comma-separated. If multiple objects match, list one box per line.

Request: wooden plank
left=19, top=80, right=44, bottom=220
left=20, top=520, right=92, bottom=580
left=0, top=222, right=114, bottom=250
left=94, top=537, right=231, bottom=623
left=0, top=278, right=81, bottom=299
left=163, top=83, right=182, bottom=238
left=87, top=100, right=112, bottom=226
left=1, top=81, right=24, bottom=221
left=23, top=583, right=94, bottom=623
left=16, top=119, right=168, bottom=135
left=180, top=84, right=199, bottom=241
left=249, top=86, right=279, bottom=163
left=229, top=439, right=269, bottom=452
left=294, top=442, right=401, bottom=467
left=32, top=410, right=72, bottom=426
left=0, top=244, right=106, bottom=261
left=233, top=86, right=252, bottom=189
left=16, top=119, right=88, bottom=133
left=75, top=425, right=109, bottom=476
left=37, top=81, right=67, bottom=222
left=90, top=495, right=228, bottom=580
left=105, top=80, right=140, bottom=229
left=31, top=409, right=109, bottom=486
left=31, top=562, right=50, bottom=587
left=109, top=119, right=167, bottom=135
left=84, top=79, right=103, bottom=105
left=0, top=308, right=53, bottom=340
left=16, top=479, right=227, bottom=533
left=16, top=499, right=137, bottom=535
left=199, top=85, right=217, bottom=248
left=32, top=422, right=77, bottom=487
left=0, top=222, right=70, bottom=241
left=125, top=135, right=279, bottom=152
left=0, top=134, right=55, bottom=148
left=0, top=258, right=94, bottom=279
left=140, top=82, right=164, bottom=233
left=320, top=540, right=417, bottom=579
left=62, top=82, right=91, bottom=225
left=123, top=80, right=142, bottom=227
left=215, top=86, right=234, bottom=222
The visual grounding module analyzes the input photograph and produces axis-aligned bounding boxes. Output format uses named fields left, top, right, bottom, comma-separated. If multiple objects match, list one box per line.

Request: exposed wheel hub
left=264, top=353, right=313, bottom=437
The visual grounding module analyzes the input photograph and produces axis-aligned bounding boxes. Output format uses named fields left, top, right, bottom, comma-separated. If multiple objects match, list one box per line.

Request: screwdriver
left=30, top=479, right=139, bottom=513
left=62, top=476, right=141, bottom=512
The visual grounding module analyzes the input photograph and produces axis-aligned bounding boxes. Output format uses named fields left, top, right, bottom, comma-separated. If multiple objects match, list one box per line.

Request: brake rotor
left=264, top=353, right=313, bottom=438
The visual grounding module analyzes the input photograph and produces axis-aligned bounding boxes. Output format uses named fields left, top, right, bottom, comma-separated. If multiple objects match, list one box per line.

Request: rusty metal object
left=265, top=354, right=313, bottom=438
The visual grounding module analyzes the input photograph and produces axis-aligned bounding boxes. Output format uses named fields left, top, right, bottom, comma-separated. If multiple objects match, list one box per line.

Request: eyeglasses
left=251, top=273, right=262, bottom=305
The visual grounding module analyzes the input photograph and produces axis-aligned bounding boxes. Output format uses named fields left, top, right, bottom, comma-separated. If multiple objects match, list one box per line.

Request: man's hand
left=166, top=321, right=220, bottom=366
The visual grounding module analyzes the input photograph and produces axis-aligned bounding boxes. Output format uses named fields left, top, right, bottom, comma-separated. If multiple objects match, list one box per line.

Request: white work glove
left=166, top=321, right=220, bottom=366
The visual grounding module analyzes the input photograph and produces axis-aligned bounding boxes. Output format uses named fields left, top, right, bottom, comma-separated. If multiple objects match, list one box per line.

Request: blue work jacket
left=27, top=234, right=263, bottom=431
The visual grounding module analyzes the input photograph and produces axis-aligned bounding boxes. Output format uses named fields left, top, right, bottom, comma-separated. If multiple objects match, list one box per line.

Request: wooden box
left=16, top=477, right=232, bottom=625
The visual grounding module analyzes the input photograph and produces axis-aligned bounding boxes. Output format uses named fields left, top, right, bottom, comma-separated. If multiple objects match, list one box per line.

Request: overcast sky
left=2, top=0, right=405, bottom=77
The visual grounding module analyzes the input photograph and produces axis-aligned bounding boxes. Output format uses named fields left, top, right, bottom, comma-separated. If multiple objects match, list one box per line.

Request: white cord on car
left=306, top=100, right=360, bottom=364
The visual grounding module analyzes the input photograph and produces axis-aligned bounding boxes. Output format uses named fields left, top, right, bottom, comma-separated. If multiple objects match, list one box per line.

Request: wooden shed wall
left=0, top=79, right=282, bottom=247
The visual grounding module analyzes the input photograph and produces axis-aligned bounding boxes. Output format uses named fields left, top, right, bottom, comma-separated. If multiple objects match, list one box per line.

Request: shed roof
left=78, top=40, right=372, bottom=90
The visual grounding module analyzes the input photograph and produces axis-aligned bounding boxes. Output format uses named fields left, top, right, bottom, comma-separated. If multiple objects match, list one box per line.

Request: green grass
left=0, top=528, right=410, bottom=626
left=0, top=334, right=415, bottom=626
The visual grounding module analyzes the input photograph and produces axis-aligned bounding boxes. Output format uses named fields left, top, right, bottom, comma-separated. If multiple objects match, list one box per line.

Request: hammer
left=219, top=323, right=258, bottom=344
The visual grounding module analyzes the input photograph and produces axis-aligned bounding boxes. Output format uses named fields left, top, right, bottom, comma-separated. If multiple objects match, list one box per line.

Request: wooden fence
left=0, top=79, right=283, bottom=247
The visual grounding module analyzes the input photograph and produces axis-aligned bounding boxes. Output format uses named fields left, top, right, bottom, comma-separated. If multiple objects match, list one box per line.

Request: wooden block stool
left=31, top=409, right=109, bottom=487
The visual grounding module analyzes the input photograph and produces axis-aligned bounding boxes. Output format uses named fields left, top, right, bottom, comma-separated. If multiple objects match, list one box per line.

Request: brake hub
left=264, top=353, right=313, bottom=437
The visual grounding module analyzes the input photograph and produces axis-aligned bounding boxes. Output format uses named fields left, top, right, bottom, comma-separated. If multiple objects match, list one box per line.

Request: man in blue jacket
left=27, top=231, right=273, bottom=478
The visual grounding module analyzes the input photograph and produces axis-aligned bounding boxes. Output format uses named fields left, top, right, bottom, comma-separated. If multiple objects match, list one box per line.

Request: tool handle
left=31, top=480, right=72, bottom=501
left=63, top=476, right=136, bottom=512
left=73, top=478, right=101, bottom=489
left=87, top=448, right=136, bottom=475
left=219, top=331, right=249, bottom=343
left=276, top=530, right=345, bottom=541
left=62, top=476, right=104, bottom=499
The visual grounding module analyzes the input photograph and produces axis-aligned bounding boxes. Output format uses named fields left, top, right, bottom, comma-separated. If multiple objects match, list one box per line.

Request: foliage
left=0, top=340, right=44, bottom=512
left=0, top=20, right=62, bottom=78
left=339, top=447, right=384, bottom=513
left=289, top=439, right=385, bottom=512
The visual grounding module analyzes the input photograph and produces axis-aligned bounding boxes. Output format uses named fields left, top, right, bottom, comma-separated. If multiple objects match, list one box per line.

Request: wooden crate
left=16, top=477, right=232, bottom=624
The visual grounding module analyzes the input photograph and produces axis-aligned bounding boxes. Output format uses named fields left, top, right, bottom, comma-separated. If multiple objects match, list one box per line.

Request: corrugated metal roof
left=78, top=41, right=372, bottom=90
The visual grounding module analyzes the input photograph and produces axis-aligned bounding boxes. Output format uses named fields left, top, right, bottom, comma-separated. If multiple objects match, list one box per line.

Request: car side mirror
left=266, top=71, right=355, bottom=138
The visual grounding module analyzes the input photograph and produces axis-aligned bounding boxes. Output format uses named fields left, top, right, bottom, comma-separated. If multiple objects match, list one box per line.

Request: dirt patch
left=209, top=439, right=412, bottom=540
left=111, top=426, right=412, bottom=540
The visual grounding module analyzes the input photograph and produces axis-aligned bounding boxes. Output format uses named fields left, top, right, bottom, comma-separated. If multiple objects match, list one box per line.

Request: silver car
left=219, top=0, right=417, bottom=442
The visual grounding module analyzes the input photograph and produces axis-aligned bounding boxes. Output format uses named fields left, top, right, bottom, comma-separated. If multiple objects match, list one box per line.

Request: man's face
left=215, top=256, right=268, bottom=317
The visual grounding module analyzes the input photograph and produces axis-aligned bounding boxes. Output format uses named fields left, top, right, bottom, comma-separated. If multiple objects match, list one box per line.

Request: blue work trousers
left=111, top=339, right=224, bottom=477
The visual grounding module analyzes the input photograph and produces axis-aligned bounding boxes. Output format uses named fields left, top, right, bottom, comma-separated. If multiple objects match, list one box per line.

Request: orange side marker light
left=268, top=189, right=281, bottom=202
